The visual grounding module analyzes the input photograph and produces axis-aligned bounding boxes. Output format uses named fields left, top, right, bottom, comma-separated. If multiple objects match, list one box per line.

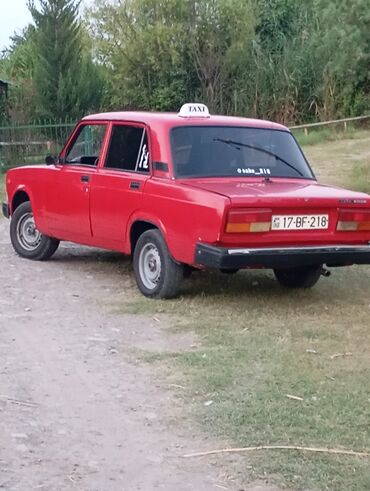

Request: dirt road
left=0, top=218, right=238, bottom=491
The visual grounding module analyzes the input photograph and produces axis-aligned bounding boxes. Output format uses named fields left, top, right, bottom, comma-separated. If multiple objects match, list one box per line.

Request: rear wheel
left=274, top=265, right=322, bottom=289
left=10, top=201, right=59, bottom=260
left=133, top=229, right=184, bottom=298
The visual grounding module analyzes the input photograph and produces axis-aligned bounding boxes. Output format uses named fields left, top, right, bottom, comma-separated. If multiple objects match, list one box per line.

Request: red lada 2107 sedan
left=3, top=103, right=370, bottom=298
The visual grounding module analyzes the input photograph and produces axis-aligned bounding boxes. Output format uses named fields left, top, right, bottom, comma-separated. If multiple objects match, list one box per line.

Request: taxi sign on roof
left=178, top=103, right=210, bottom=118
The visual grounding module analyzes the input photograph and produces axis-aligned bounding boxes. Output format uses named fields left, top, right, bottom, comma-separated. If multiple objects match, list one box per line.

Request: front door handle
left=81, top=175, right=90, bottom=183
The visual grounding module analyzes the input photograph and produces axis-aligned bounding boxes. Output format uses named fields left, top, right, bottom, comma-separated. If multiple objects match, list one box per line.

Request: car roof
left=82, top=111, right=288, bottom=131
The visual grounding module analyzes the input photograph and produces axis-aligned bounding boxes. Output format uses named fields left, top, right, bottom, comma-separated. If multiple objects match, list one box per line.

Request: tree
left=29, top=0, right=103, bottom=120
left=188, top=0, right=255, bottom=113
left=0, top=26, right=38, bottom=122
left=315, top=0, right=370, bottom=118
left=88, top=0, right=195, bottom=111
left=0, top=82, right=8, bottom=125
left=1, top=0, right=369, bottom=126
left=240, top=0, right=321, bottom=123
left=88, top=0, right=256, bottom=113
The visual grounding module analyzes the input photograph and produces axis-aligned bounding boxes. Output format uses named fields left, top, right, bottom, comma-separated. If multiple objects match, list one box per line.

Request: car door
left=43, top=122, right=108, bottom=242
left=89, top=122, right=151, bottom=249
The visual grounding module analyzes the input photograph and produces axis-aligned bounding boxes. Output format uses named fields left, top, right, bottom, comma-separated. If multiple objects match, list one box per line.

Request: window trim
left=60, top=122, right=108, bottom=167
left=101, top=122, right=151, bottom=175
left=170, top=125, right=316, bottom=181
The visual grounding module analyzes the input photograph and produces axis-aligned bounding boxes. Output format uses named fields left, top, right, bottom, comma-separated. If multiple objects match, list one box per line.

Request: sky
left=0, top=0, right=33, bottom=50
left=0, top=0, right=91, bottom=51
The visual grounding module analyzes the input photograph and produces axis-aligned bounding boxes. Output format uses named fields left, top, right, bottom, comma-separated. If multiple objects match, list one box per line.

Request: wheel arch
left=129, top=220, right=159, bottom=255
left=11, top=189, right=31, bottom=215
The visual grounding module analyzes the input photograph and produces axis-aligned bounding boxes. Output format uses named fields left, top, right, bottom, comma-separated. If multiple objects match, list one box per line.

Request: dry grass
left=123, top=266, right=370, bottom=490
left=303, top=132, right=370, bottom=191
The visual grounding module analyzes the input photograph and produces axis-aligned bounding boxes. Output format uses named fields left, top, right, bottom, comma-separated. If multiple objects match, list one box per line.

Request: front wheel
left=133, top=229, right=184, bottom=298
left=10, top=201, right=60, bottom=260
left=274, top=265, right=322, bottom=289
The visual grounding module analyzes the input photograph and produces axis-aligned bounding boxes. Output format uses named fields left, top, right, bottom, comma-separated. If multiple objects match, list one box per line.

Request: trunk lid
left=180, top=177, right=370, bottom=247
left=181, top=177, right=369, bottom=207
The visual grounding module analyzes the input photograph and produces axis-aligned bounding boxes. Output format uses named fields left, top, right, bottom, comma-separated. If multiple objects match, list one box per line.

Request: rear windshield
left=171, top=126, right=314, bottom=179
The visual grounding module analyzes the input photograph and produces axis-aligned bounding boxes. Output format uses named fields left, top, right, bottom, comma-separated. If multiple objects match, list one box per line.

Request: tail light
left=225, top=208, right=272, bottom=233
left=337, top=209, right=370, bottom=231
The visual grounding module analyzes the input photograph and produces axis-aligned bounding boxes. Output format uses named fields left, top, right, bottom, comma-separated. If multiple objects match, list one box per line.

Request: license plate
left=271, top=214, right=329, bottom=230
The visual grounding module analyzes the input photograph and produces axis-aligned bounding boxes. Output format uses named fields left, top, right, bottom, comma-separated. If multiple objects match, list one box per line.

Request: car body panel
left=138, top=178, right=229, bottom=263
left=179, top=177, right=369, bottom=202
left=90, top=170, right=149, bottom=249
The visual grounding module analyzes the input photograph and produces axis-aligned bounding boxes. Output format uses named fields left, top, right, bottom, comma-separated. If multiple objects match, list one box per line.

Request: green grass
left=122, top=268, right=370, bottom=490
left=302, top=131, right=370, bottom=191
left=293, top=126, right=366, bottom=146
left=350, top=163, right=370, bottom=194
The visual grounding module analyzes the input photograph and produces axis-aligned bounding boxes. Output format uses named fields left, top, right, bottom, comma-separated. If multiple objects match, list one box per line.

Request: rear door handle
left=81, top=175, right=90, bottom=183
left=130, top=181, right=141, bottom=190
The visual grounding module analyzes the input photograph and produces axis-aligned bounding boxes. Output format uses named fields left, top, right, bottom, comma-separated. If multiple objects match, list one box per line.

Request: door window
left=65, top=124, right=106, bottom=166
left=104, top=125, right=149, bottom=173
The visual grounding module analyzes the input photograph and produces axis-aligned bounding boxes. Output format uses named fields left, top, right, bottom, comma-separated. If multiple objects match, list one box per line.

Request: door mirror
left=45, top=155, right=56, bottom=166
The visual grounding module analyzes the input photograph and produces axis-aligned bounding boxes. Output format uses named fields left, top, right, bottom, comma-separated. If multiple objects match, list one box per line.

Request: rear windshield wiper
left=213, top=138, right=304, bottom=177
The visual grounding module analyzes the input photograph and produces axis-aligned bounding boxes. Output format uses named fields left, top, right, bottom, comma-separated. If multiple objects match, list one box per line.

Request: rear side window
left=104, top=125, right=149, bottom=173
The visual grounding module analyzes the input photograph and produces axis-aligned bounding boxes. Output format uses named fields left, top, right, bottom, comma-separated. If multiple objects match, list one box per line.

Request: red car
left=3, top=103, right=370, bottom=298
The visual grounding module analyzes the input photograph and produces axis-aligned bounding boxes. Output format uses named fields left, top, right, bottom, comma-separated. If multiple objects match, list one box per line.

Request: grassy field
left=122, top=131, right=370, bottom=491
left=303, top=131, right=370, bottom=193
left=123, top=267, right=370, bottom=490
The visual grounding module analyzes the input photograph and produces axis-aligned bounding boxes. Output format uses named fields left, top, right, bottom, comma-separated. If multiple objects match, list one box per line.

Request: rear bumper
left=195, top=243, right=370, bottom=269
left=2, top=201, right=9, bottom=219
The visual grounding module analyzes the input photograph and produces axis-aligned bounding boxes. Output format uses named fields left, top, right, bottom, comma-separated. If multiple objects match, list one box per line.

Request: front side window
left=104, top=125, right=149, bottom=173
left=171, top=126, right=314, bottom=179
left=65, top=124, right=106, bottom=166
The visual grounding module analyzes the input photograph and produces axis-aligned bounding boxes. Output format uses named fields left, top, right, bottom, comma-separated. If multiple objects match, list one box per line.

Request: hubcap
left=16, top=212, right=42, bottom=251
left=138, top=242, right=161, bottom=290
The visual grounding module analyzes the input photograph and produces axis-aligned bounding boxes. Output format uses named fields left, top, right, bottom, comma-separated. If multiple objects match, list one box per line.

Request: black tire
left=10, top=201, right=60, bottom=260
left=133, top=229, right=184, bottom=298
left=274, top=265, right=322, bottom=289
left=220, top=268, right=239, bottom=274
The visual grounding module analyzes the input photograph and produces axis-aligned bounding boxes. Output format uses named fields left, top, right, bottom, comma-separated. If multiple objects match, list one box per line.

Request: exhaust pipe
left=320, top=267, right=331, bottom=277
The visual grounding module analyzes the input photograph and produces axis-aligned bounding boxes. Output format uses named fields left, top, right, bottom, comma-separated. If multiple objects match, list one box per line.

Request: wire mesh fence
left=0, top=120, right=76, bottom=172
